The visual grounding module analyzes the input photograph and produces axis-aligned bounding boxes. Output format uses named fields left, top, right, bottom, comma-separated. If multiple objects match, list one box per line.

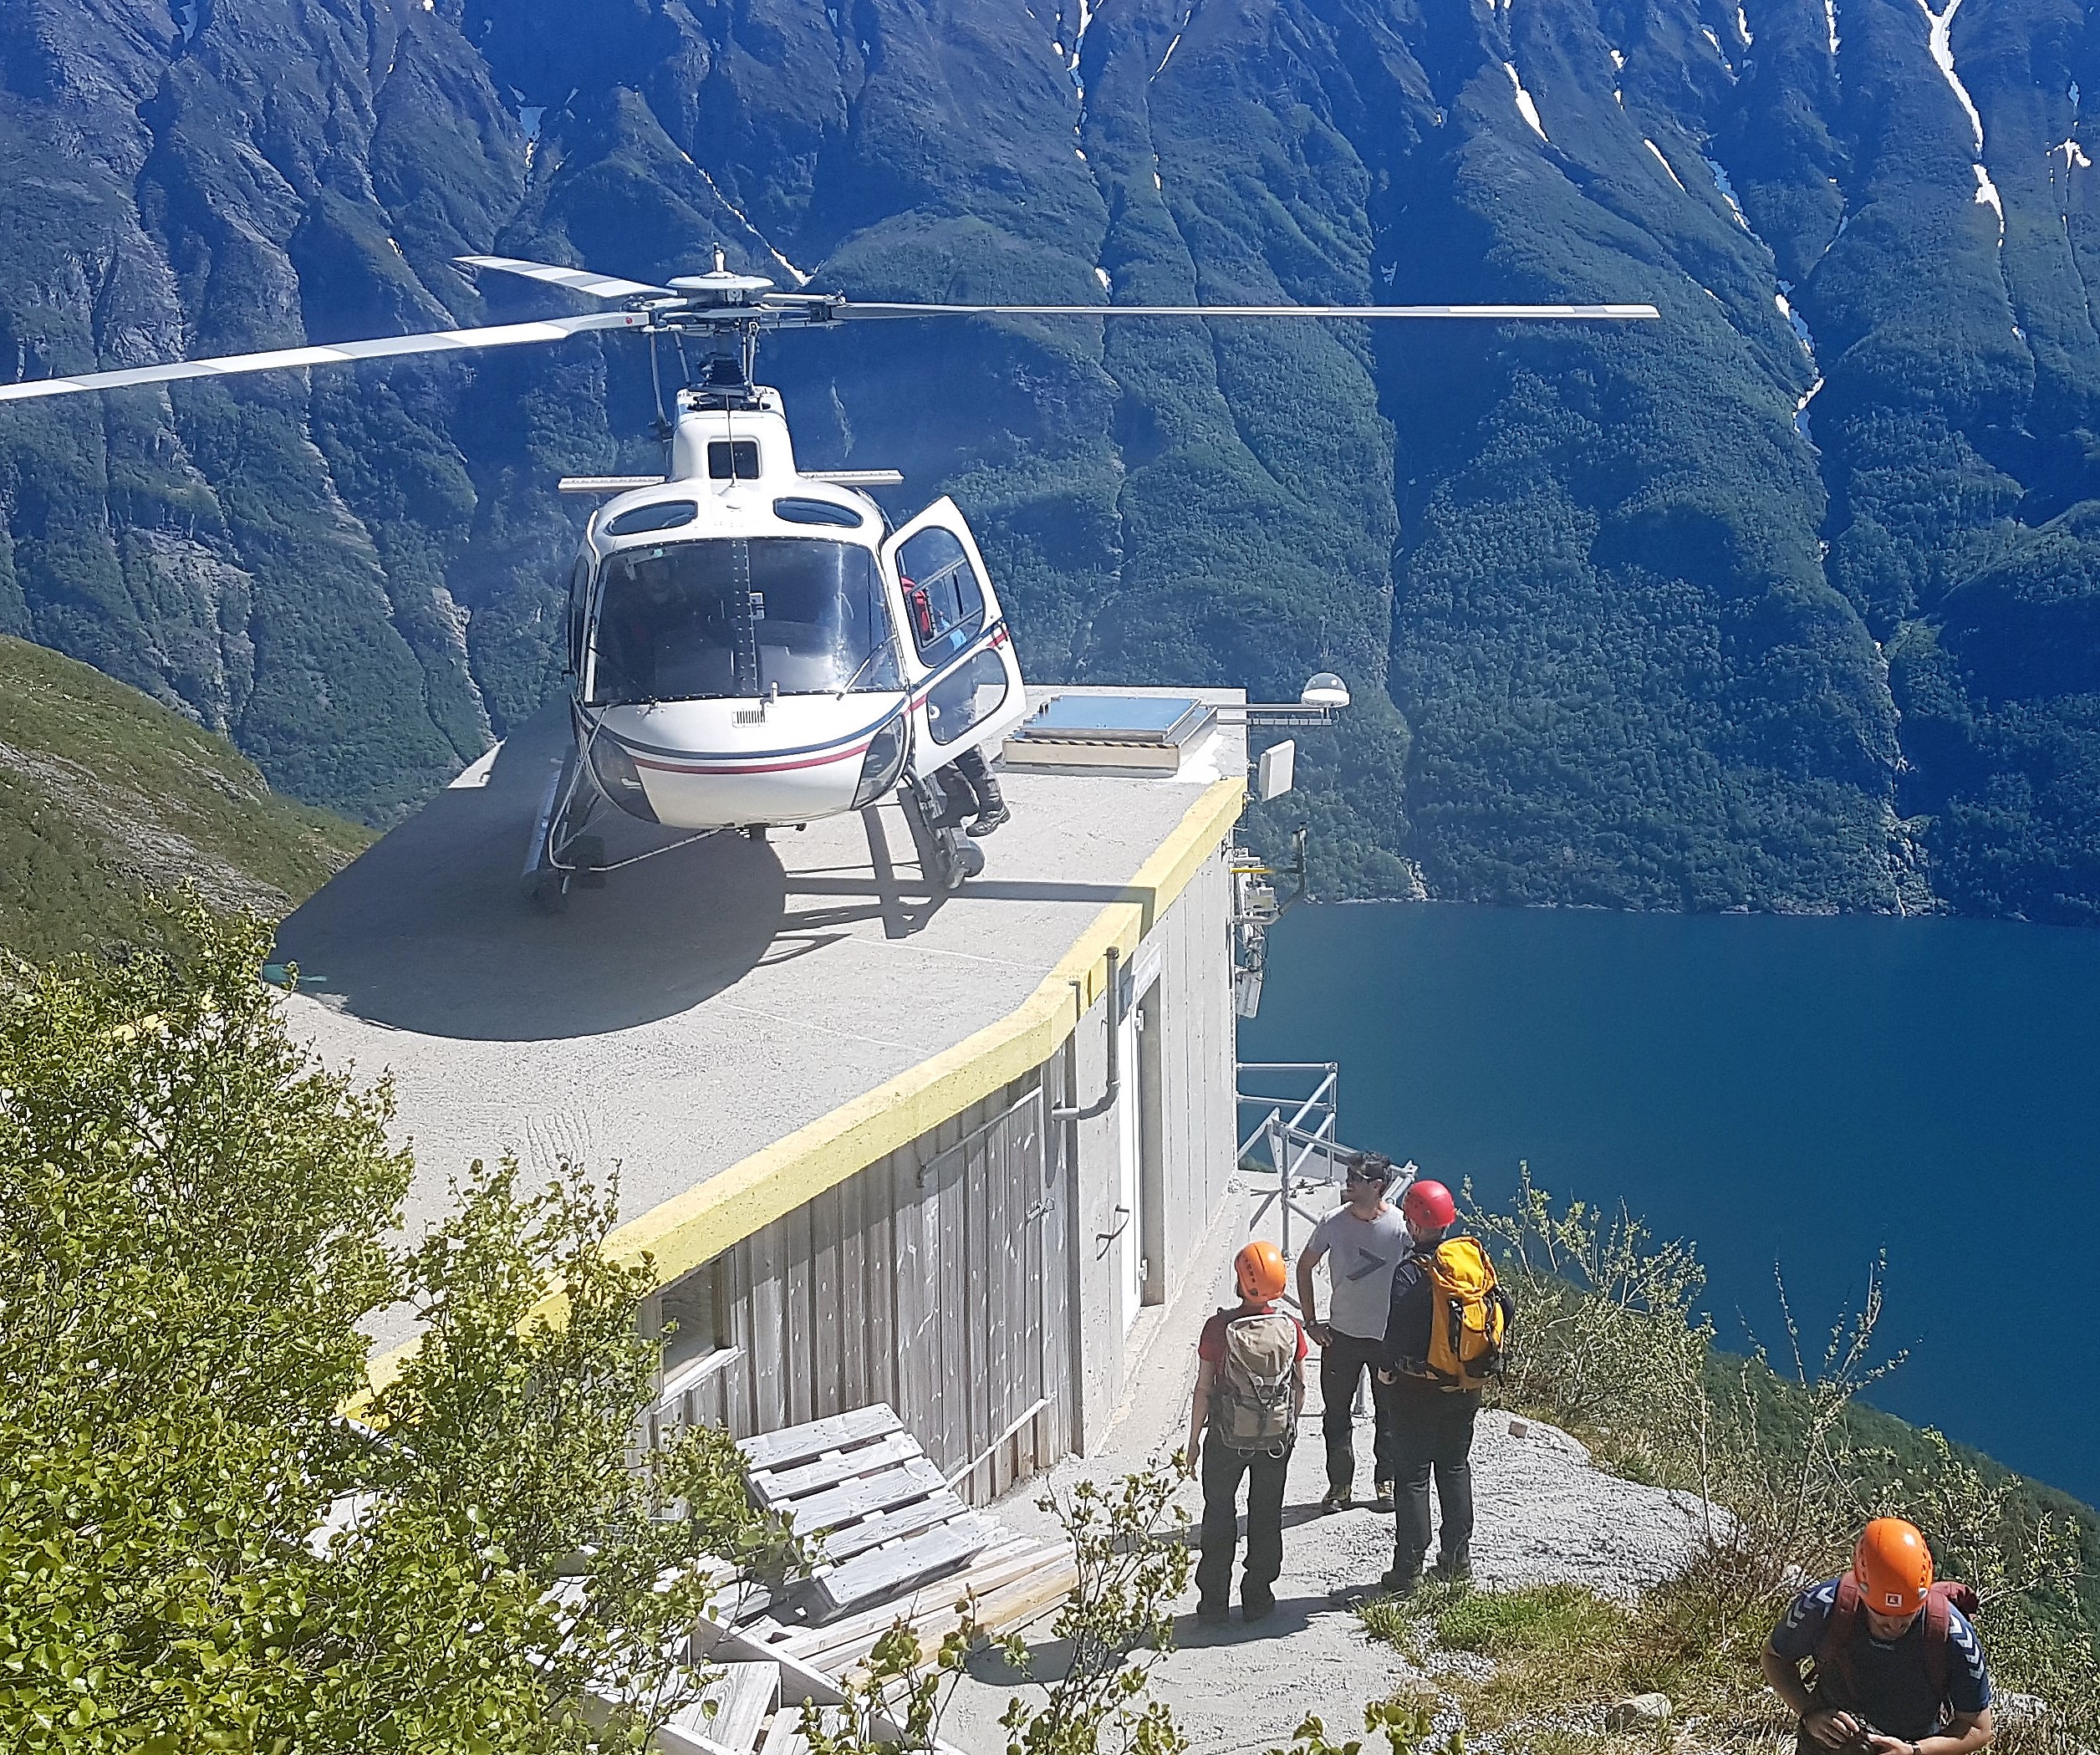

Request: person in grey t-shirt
left=1296, top=1152, right=1411, bottom=1512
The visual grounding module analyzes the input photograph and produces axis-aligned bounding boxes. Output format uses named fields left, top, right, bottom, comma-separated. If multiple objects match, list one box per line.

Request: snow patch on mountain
left=1704, top=155, right=1751, bottom=230
left=1975, top=162, right=2005, bottom=239
left=1645, top=139, right=1685, bottom=191
left=1916, top=0, right=1983, bottom=153
left=1506, top=63, right=1548, bottom=140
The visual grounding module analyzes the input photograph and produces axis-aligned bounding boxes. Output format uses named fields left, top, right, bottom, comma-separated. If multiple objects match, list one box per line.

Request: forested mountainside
left=0, top=635, right=368, bottom=962
left=3, top=0, right=2098, bottom=916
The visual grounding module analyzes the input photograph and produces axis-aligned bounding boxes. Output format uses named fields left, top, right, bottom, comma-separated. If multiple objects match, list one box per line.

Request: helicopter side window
left=707, top=440, right=760, bottom=480
left=589, top=537, right=898, bottom=706
left=565, top=554, right=593, bottom=676
left=606, top=500, right=699, bottom=536
left=896, top=527, right=986, bottom=663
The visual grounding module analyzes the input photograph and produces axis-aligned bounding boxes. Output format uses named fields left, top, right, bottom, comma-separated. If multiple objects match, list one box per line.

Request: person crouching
left=1761, top=1518, right=1996, bottom=1755
left=1186, top=1240, right=1306, bottom=1623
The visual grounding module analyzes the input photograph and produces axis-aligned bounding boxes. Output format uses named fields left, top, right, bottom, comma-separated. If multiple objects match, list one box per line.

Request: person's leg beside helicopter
left=949, top=745, right=1009, bottom=837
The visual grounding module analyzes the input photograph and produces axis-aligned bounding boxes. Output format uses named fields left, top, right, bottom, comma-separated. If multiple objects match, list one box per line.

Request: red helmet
left=1401, top=1179, right=1455, bottom=1231
left=1235, top=1239, right=1288, bottom=1301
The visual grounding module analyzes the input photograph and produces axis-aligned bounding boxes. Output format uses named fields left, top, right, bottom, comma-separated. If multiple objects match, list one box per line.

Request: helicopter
left=0, top=248, right=1658, bottom=900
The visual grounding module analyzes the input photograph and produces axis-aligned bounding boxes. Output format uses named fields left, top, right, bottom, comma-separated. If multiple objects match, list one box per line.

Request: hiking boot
left=966, top=801, right=1011, bottom=838
left=1376, top=1566, right=1420, bottom=1598
left=1195, top=1597, right=1231, bottom=1624
left=1369, top=1480, right=1395, bottom=1513
left=1319, top=1486, right=1351, bottom=1514
left=1433, top=1546, right=1471, bottom=1584
left=1241, top=1589, right=1276, bottom=1621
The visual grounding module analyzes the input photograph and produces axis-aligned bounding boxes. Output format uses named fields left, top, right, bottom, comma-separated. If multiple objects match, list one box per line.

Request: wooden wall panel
left=654, top=1071, right=1070, bottom=1505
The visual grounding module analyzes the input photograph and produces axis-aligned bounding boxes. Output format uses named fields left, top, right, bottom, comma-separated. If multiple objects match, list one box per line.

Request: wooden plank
left=780, top=1456, right=946, bottom=1535
left=782, top=1201, right=816, bottom=1426
left=806, top=1517, right=995, bottom=1623
left=747, top=1220, right=788, bottom=1436
left=662, top=1661, right=778, bottom=1755
left=748, top=1431, right=922, bottom=1508
left=814, top=1547, right=1078, bottom=1676
left=1042, top=1113, right=1077, bottom=1465
left=838, top=1167, right=866, bottom=1411
left=720, top=1240, right=754, bottom=1438
left=781, top=1539, right=1045, bottom=1666
left=933, top=1121, right=969, bottom=1477
left=739, top=1404, right=900, bottom=1474
left=756, top=1711, right=805, bottom=1755
left=808, top=1487, right=968, bottom=1565
left=687, top=1610, right=966, bottom=1755
left=889, top=1150, right=935, bottom=1474
left=811, top=1183, right=843, bottom=1421
left=990, top=1110, right=1019, bottom=1500
left=864, top=1153, right=896, bottom=1417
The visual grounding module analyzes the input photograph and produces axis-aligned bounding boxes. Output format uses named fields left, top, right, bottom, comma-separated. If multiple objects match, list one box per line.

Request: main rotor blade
left=456, top=255, right=673, bottom=300
left=827, top=301, right=1660, bottom=320
left=0, top=310, right=647, bottom=405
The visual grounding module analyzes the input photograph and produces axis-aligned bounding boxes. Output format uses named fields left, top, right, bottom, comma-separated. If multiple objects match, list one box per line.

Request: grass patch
left=1431, top=1582, right=1627, bottom=1658
left=1359, top=1579, right=1793, bottom=1747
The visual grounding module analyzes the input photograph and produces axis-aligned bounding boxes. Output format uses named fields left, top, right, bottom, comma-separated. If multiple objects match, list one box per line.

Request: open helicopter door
left=882, top=498, right=1029, bottom=784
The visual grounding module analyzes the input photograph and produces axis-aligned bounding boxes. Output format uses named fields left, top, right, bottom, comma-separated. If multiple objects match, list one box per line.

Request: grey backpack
left=1215, top=1311, right=1297, bottom=1451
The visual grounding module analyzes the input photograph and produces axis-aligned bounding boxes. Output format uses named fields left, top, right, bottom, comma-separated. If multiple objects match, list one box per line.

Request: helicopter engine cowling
left=580, top=696, right=910, bottom=830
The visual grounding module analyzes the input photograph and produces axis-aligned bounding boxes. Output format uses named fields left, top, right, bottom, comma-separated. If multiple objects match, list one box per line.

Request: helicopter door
left=882, top=497, right=1028, bottom=783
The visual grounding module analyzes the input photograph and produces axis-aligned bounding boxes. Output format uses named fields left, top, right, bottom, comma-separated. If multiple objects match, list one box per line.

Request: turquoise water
left=1240, top=903, right=2100, bottom=1506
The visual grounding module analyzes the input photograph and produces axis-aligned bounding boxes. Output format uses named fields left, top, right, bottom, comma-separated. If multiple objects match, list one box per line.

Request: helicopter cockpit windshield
left=589, top=535, right=901, bottom=707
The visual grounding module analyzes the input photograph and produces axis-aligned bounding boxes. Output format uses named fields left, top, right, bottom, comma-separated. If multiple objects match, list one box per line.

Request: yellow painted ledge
left=361, top=774, right=1246, bottom=1400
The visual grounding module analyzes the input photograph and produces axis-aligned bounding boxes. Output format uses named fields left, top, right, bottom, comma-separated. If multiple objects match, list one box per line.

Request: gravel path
left=936, top=1242, right=1718, bottom=1755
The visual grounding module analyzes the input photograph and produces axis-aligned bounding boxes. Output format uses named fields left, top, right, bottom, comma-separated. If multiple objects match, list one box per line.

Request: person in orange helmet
left=1186, top=1238, right=1307, bottom=1624
left=1761, top=1518, right=1996, bottom=1755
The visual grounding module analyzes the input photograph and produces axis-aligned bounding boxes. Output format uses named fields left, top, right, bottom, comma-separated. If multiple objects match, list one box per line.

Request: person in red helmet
left=1186, top=1238, right=1307, bottom=1624
left=1357, top=1176, right=1511, bottom=1595
left=1761, top=1518, right=1996, bottom=1755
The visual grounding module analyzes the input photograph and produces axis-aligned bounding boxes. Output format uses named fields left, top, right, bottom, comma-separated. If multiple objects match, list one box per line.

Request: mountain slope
left=0, top=635, right=370, bottom=962
left=0, top=0, right=2096, bottom=915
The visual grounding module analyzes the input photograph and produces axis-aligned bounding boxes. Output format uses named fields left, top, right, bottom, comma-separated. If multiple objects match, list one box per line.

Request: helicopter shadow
left=273, top=707, right=787, bottom=1042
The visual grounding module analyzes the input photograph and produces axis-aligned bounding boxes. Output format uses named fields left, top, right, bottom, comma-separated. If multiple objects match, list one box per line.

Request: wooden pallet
left=729, top=1404, right=1077, bottom=1671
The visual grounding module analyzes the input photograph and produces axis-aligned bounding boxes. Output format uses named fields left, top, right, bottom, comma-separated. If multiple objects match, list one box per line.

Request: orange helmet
left=1853, top=1518, right=1933, bottom=1616
left=1235, top=1239, right=1288, bottom=1302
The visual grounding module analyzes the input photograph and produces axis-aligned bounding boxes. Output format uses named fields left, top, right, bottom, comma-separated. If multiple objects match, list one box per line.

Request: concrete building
left=278, top=690, right=1249, bottom=1500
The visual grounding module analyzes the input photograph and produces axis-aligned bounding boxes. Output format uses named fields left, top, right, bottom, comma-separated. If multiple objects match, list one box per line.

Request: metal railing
left=1237, top=1059, right=1348, bottom=1256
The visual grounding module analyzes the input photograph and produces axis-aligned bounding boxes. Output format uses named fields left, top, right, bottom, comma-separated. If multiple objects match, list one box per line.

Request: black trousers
left=1388, top=1383, right=1481, bottom=1569
left=947, top=745, right=1003, bottom=814
left=1195, top=1435, right=1291, bottom=1605
left=1318, top=1330, right=1399, bottom=1491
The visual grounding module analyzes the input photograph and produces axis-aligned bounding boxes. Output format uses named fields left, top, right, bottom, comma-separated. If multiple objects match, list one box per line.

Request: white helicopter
left=0, top=249, right=1657, bottom=900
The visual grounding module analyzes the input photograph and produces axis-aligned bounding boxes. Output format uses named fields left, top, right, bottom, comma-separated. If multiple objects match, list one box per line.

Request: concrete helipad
left=275, top=691, right=1246, bottom=1343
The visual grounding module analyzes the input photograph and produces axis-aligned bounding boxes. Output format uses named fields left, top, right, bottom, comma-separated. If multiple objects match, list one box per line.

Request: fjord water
left=1241, top=904, right=2100, bottom=1506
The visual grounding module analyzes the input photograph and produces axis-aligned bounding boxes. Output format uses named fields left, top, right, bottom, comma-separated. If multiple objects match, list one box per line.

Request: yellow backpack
left=1423, top=1237, right=1512, bottom=1391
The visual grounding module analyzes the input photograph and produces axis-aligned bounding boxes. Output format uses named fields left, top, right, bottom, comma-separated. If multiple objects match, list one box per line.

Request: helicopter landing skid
left=522, top=753, right=607, bottom=911
left=900, top=773, right=985, bottom=893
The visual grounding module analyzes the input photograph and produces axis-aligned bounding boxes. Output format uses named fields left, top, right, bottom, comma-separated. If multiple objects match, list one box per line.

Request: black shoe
left=1433, top=1546, right=1471, bottom=1584
left=1376, top=1567, right=1421, bottom=1597
left=1195, top=1598, right=1231, bottom=1624
left=1369, top=1480, right=1395, bottom=1513
left=1241, top=1589, right=1276, bottom=1621
left=1319, top=1487, right=1351, bottom=1514
left=966, top=801, right=1011, bottom=838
